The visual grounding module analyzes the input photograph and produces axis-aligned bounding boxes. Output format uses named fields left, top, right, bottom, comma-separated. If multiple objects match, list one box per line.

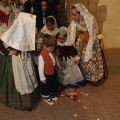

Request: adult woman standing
left=68, top=3, right=107, bottom=83
left=0, top=12, right=39, bottom=111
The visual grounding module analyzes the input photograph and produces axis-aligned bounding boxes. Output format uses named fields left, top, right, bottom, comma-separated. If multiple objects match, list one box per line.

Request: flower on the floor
left=78, top=100, right=81, bottom=102
left=74, top=114, right=78, bottom=117
left=59, top=102, right=62, bottom=105
left=61, top=88, right=79, bottom=101
left=80, top=91, right=88, bottom=96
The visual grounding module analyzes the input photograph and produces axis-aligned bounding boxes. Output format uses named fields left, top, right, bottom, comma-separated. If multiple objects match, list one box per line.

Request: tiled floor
left=0, top=48, right=120, bottom=120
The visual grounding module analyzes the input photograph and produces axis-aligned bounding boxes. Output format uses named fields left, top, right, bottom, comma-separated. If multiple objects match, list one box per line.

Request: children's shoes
left=44, top=97, right=54, bottom=106
left=50, top=94, right=58, bottom=101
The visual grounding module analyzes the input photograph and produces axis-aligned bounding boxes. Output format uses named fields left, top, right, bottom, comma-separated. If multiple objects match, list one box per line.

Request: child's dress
left=57, top=41, right=84, bottom=85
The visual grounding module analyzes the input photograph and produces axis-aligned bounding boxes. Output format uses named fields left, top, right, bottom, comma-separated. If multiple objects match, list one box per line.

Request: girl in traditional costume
left=40, top=16, right=59, bottom=38
left=68, top=3, right=108, bottom=82
left=37, top=16, right=59, bottom=53
left=56, top=26, right=84, bottom=87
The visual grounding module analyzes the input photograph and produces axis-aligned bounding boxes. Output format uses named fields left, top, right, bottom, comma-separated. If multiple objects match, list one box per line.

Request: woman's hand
left=8, top=50, right=17, bottom=55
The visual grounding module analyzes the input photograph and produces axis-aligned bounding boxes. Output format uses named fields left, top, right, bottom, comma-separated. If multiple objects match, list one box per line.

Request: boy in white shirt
left=38, top=35, right=58, bottom=105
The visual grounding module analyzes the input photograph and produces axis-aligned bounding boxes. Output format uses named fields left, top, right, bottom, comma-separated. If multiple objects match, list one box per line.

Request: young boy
left=38, top=35, right=58, bottom=105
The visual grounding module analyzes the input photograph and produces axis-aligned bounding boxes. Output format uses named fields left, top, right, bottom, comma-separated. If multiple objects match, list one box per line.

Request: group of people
left=0, top=0, right=108, bottom=111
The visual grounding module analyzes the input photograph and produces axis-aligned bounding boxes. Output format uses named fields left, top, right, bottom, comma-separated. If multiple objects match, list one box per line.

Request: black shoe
left=44, top=97, right=54, bottom=105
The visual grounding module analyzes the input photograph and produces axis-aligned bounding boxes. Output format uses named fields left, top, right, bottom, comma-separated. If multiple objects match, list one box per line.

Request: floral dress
left=75, top=24, right=105, bottom=82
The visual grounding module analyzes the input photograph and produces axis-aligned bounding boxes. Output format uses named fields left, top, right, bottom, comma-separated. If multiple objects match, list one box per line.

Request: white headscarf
left=68, top=3, right=99, bottom=62
left=57, top=26, right=73, bottom=46
left=40, top=16, right=59, bottom=36
left=0, top=12, right=36, bottom=51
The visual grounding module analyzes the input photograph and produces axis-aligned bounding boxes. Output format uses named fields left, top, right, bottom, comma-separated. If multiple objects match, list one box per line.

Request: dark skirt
left=101, top=50, right=108, bottom=79
left=0, top=56, right=40, bottom=109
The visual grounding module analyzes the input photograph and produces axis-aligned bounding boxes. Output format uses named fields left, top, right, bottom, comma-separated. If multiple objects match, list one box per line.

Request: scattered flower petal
left=61, top=88, right=79, bottom=100
left=81, top=92, right=88, bottom=96
left=78, top=100, right=81, bottom=102
left=74, top=114, right=78, bottom=117
left=59, top=102, right=62, bottom=105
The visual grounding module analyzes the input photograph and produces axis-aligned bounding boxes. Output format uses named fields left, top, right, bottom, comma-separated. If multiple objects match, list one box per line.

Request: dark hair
left=46, top=17, right=55, bottom=25
left=71, top=6, right=80, bottom=14
left=34, top=0, right=49, bottom=30
left=43, top=35, right=57, bottom=48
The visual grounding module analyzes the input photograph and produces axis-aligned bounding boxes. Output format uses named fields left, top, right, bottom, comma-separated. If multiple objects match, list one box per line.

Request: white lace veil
left=40, top=16, right=59, bottom=36
left=57, top=26, right=73, bottom=46
left=69, top=3, right=99, bottom=62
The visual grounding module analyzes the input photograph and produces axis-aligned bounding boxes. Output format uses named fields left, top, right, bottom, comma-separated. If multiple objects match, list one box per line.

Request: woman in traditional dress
left=0, top=9, right=39, bottom=111
left=68, top=3, right=108, bottom=82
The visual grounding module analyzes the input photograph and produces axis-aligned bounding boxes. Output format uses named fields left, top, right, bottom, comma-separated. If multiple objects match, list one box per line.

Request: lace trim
left=12, top=53, right=38, bottom=95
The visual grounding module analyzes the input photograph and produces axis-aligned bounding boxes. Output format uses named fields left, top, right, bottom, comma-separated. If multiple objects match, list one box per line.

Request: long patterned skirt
left=81, top=40, right=105, bottom=82
left=0, top=56, right=40, bottom=109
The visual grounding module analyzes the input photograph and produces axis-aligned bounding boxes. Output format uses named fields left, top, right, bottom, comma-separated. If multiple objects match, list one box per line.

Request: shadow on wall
left=88, top=0, right=107, bottom=32
left=59, top=0, right=107, bottom=33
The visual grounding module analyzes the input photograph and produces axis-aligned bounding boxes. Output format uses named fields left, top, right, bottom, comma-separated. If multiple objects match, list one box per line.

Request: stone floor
left=0, top=48, right=120, bottom=120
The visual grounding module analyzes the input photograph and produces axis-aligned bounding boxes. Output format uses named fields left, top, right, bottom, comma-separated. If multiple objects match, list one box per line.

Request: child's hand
left=41, top=80, right=46, bottom=84
left=75, top=60, right=80, bottom=65
left=58, top=65, right=64, bottom=71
